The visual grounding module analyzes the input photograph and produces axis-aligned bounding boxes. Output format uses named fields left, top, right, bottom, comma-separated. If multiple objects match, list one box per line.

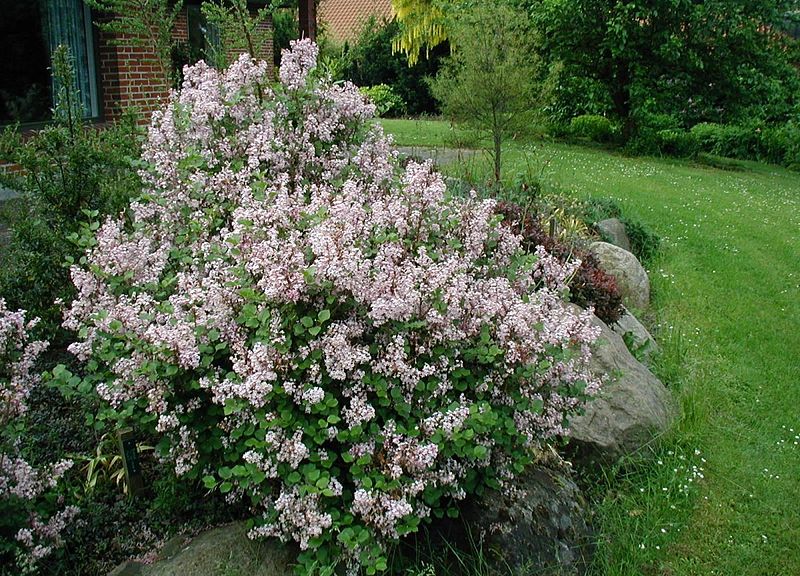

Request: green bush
left=569, top=114, right=615, bottom=143
left=625, top=113, right=682, bottom=155
left=543, top=64, right=615, bottom=127
left=0, top=47, right=142, bottom=345
left=759, top=122, right=800, bottom=169
left=689, top=123, right=759, bottom=159
left=360, top=84, right=407, bottom=118
left=656, top=129, right=698, bottom=157
left=625, top=117, right=800, bottom=170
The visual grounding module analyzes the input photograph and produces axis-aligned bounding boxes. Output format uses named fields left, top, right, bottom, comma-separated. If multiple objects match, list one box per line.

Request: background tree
left=391, top=0, right=451, bottom=64
left=342, top=17, right=446, bottom=116
left=429, top=3, right=543, bottom=183
left=527, top=0, right=800, bottom=133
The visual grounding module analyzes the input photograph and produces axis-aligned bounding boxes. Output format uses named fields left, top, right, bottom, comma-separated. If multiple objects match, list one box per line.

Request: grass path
left=382, top=120, right=800, bottom=576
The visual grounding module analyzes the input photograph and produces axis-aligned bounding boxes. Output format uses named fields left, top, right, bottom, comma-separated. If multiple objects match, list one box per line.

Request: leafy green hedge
left=569, top=115, right=617, bottom=143
left=630, top=120, right=800, bottom=170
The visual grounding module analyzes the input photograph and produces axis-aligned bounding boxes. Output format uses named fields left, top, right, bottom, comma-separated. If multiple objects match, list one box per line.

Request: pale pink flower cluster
left=351, top=488, right=413, bottom=539
left=422, top=401, right=472, bottom=437
left=63, top=40, right=600, bottom=566
left=278, top=39, right=319, bottom=91
left=1, top=302, right=78, bottom=571
left=249, top=487, right=332, bottom=550
left=0, top=299, right=48, bottom=419
left=15, top=505, right=81, bottom=572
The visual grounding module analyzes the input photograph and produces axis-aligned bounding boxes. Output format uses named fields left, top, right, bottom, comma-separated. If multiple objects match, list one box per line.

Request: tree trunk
left=494, top=130, right=502, bottom=185
left=492, top=107, right=502, bottom=184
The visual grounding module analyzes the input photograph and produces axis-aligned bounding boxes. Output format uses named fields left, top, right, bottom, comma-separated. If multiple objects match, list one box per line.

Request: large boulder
left=457, top=454, right=593, bottom=576
left=596, top=218, right=631, bottom=252
left=589, top=241, right=650, bottom=310
left=568, top=309, right=674, bottom=459
left=612, top=307, right=658, bottom=361
left=110, top=523, right=295, bottom=576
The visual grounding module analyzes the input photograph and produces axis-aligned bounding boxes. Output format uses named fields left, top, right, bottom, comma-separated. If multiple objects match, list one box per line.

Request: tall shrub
left=62, top=40, right=599, bottom=574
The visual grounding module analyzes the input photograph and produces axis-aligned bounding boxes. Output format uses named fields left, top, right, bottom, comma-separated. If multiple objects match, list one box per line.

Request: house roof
left=319, top=0, right=394, bottom=43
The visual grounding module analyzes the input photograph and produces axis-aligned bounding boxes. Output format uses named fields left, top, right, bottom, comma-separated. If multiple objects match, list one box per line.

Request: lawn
left=382, top=119, right=800, bottom=576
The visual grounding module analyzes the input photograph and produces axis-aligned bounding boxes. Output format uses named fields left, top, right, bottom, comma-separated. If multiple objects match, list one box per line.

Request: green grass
left=379, top=118, right=479, bottom=149
left=382, top=119, right=800, bottom=576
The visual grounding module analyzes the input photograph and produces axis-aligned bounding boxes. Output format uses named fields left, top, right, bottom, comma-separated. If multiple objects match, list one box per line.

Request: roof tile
left=319, top=0, right=394, bottom=43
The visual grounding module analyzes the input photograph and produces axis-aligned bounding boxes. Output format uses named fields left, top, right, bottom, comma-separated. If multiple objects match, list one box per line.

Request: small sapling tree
left=429, top=3, right=543, bottom=184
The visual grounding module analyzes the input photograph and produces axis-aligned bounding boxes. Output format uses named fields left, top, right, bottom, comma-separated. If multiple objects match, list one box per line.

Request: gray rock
left=612, top=307, right=658, bottom=361
left=109, top=562, right=144, bottom=576
left=568, top=310, right=674, bottom=459
left=596, top=218, right=631, bottom=252
left=589, top=241, right=650, bottom=310
left=459, top=454, right=593, bottom=576
left=154, top=535, right=190, bottom=562
left=137, top=523, right=294, bottom=576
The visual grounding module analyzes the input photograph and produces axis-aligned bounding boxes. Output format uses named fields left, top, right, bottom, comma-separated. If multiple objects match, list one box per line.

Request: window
left=0, top=0, right=99, bottom=125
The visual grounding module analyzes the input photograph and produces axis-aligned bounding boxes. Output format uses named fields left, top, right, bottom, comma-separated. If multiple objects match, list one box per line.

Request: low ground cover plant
left=580, top=198, right=661, bottom=266
left=59, top=40, right=601, bottom=574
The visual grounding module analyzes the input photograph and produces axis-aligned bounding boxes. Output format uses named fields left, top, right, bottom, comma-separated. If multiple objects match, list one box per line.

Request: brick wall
left=97, top=7, right=274, bottom=125
left=97, top=12, right=186, bottom=123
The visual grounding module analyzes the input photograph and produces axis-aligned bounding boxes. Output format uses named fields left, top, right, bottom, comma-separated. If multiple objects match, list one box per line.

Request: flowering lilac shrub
left=63, top=40, right=600, bottom=574
left=0, top=300, right=79, bottom=574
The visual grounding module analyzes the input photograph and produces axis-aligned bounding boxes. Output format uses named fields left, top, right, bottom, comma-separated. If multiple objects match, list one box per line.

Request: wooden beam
left=299, top=0, right=317, bottom=41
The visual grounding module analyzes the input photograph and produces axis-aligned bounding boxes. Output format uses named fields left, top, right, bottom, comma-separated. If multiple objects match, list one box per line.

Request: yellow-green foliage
left=391, top=0, right=449, bottom=65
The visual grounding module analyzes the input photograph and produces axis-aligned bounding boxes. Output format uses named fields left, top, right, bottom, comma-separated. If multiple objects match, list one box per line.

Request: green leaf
left=318, top=309, right=331, bottom=322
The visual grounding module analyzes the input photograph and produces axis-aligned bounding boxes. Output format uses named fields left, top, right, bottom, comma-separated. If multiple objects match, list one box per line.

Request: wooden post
left=117, top=428, right=144, bottom=497
left=299, top=0, right=317, bottom=41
